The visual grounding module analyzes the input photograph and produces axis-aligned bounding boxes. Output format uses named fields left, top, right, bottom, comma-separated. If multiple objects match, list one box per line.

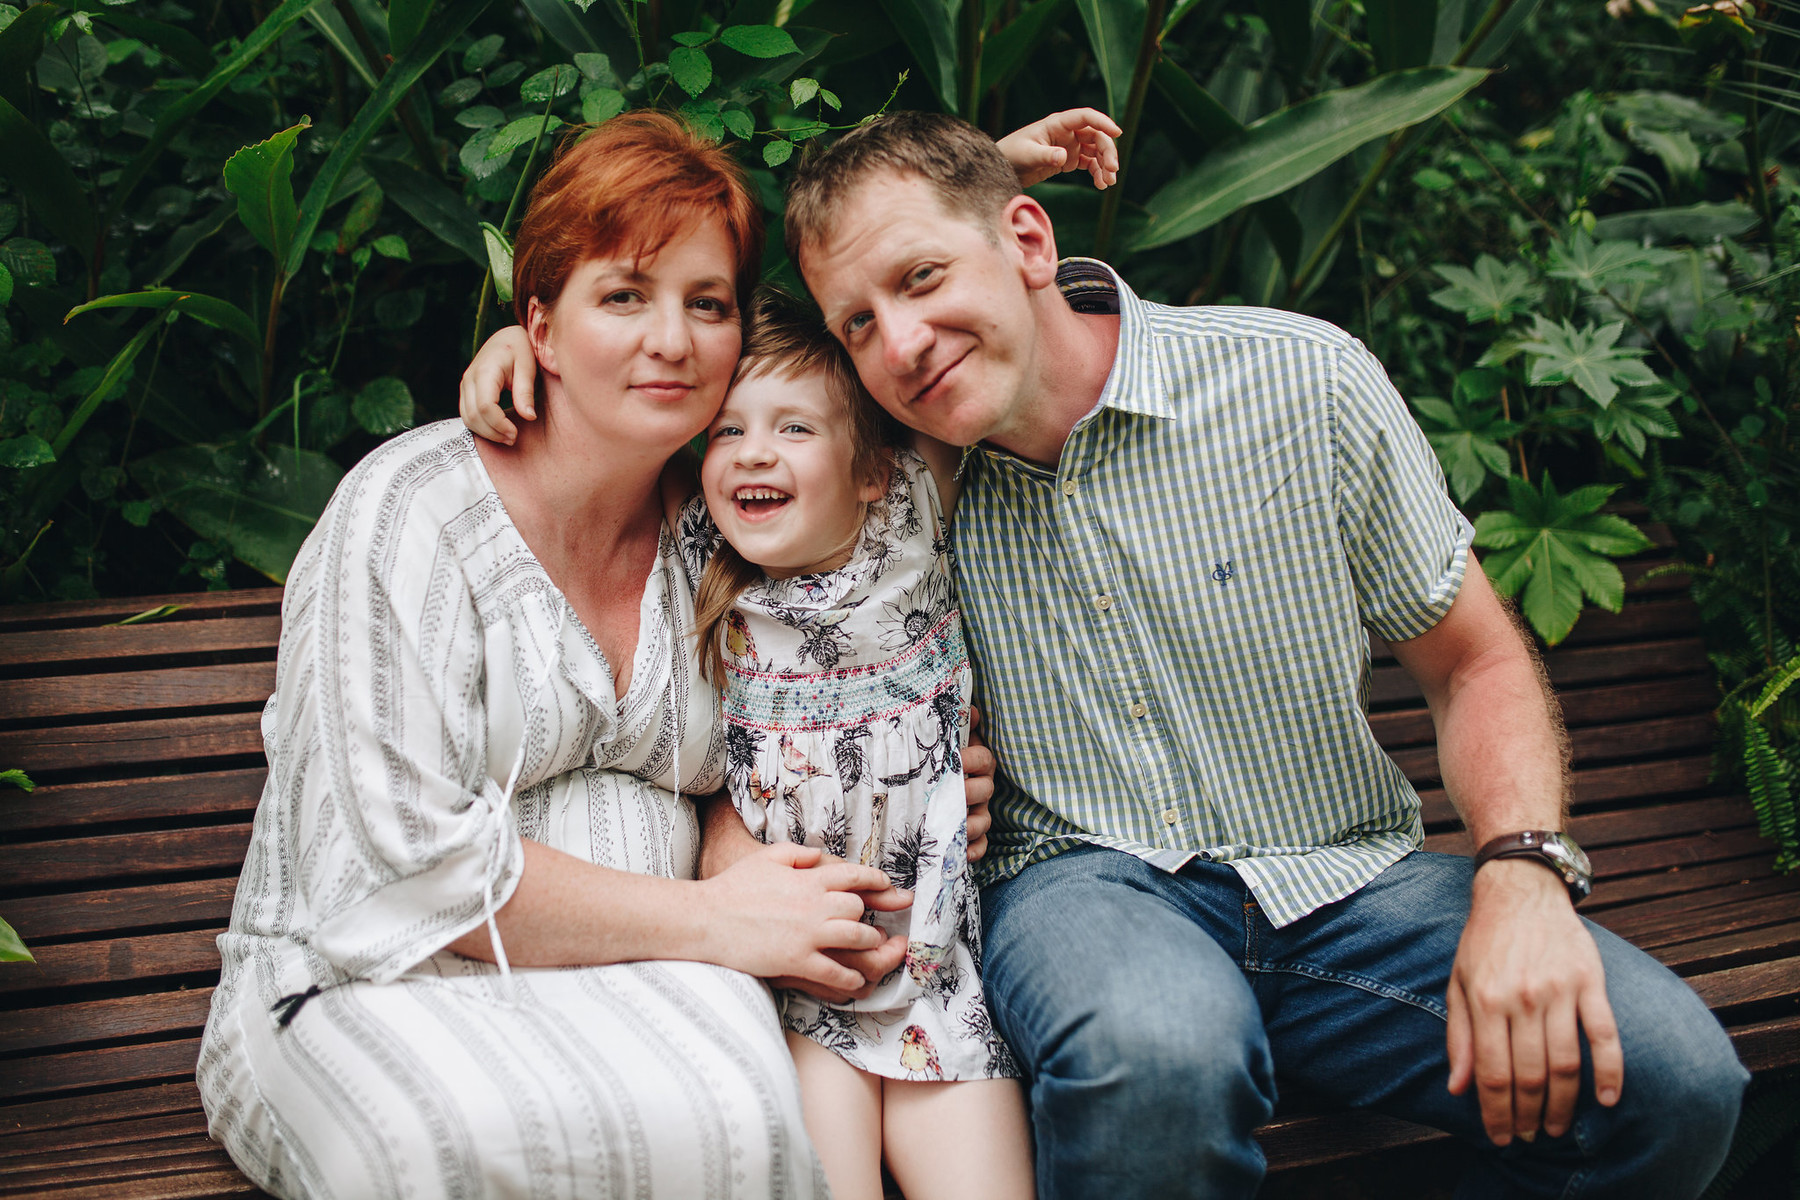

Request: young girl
left=676, top=292, right=1033, bottom=1199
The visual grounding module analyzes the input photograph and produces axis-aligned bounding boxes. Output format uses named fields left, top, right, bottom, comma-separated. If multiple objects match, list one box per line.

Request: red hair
left=511, top=110, right=764, bottom=324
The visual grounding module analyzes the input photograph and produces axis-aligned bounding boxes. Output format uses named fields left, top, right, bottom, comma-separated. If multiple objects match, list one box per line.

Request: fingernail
left=1517, top=1130, right=1536, bottom=1143
left=1599, top=1088, right=1618, bottom=1105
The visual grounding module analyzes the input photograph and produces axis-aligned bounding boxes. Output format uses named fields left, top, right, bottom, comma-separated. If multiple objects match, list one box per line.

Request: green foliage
left=0, top=765, right=33, bottom=963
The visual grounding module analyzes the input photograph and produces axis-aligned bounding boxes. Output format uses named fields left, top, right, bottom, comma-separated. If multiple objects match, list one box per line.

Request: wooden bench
left=3, top=558, right=1797, bottom=1196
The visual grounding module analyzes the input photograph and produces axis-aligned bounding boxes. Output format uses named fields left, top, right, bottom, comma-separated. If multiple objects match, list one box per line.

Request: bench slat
left=1590, top=875, right=1800, bottom=937
left=0, top=1110, right=210, bottom=1157
left=1, top=1155, right=258, bottom=1199
left=3, top=879, right=238, bottom=942
left=1583, top=855, right=1782, bottom=910
left=0, top=988, right=214, bottom=1054
left=0, top=1037, right=202, bottom=1100
left=0, top=929, right=220, bottom=996
left=0, top=1081, right=205, bottom=1135
left=0, top=589, right=281, bottom=633
left=0, top=617, right=280, bottom=675
left=1608, top=891, right=1800, bottom=950
left=1685, top=954, right=1800, bottom=1008
left=1419, top=755, right=1718, bottom=827
left=0, top=714, right=263, bottom=776
left=0, top=1166, right=263, bottom=1200
left=1654, top=920, right=1800, bottom=976
left=1423, top=795, right=1756, bottom=857
left=0, top=664, right=276, bottom=723
left=1728, top=1014, right=1800, bottom=1071
left=0, top=771, right=264, bottom=837
left=1556, top=598, right=1702, bottom=646
left=8, top=826, right=254, bottom=891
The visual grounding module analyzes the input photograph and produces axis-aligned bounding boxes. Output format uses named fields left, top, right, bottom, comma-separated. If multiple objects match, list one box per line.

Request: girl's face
left=701, top=366, right=885, bottom=579
left=527, top=216, right=742, bottom=458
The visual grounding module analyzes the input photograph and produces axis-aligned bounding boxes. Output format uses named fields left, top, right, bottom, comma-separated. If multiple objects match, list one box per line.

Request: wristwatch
left=1473, top=830, right=1593, bottom=904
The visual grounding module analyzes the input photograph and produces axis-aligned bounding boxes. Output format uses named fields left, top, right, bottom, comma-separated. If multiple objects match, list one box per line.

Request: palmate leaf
left=1518, top=316, right=1659, bottom=408
left=1588, top=386, right=1680, bottom=457
left=1545, top=231, right=1681, bottom=294
left=1473, top=473, right=1654, bottom=644
left=1429, top=255, right=1544, bottom=323
left=1411, top=395, right=1516, bottom=502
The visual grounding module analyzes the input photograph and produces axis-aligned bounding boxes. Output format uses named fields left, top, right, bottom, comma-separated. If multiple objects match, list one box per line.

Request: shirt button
left=1129, top=700, right=1148, bottom=719
left=1095, top=593, right=1113, bottom=611
left=1061, top=480, right=1077, bottom=497
left=1162, top=808, right=1179, bottom=825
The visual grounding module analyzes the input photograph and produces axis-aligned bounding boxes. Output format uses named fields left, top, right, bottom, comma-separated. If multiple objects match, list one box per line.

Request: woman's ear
left=526, top=296, right=556, bottom=374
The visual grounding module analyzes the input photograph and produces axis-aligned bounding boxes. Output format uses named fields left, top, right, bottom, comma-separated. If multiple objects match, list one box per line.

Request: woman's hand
left=998, top=108, right=1122, bottom=190
left=701, top=841, right=905, bottom=994
left=459, top=325, right=538, bottom=445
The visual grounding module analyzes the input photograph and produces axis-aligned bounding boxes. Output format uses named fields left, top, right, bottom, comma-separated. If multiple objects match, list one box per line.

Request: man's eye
left=908, top=265, right=938, bottom=287
left=845, top=313, right=872, bottom=336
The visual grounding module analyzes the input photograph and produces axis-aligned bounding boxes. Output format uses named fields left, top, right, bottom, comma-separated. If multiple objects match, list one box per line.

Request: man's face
left=800, top=171, right=1039, bottom=449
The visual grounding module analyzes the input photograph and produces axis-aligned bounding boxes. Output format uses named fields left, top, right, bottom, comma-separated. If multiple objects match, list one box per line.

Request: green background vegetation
left=0, top=0, right=1795, bottom=872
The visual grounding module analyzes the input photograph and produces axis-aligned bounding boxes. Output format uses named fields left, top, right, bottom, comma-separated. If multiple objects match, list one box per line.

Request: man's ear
left=525, top=296, right=557, bottom=375
left=1001, top=195, right=1060, bottom=290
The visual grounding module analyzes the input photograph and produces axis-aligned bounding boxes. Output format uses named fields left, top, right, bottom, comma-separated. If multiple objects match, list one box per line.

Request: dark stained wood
left=0, top=771, right=265, bottom=836
left=0, top=1109, right=210, bottom=1157
left=0, top=989, right=213, bottom=1054
left=1390, top=714, right=1717, bottom=787
left=1728, top=1015, right=1800, bottom=1071
left=0, top=1081, right=205, bottom=1135
left=0, top=713, right=264, bottom=775
left=2, top=1165, right=264, bottom=1200
left=0, top=589, right=282, bottom=633
left=0, top=664, right=276, bottom=723
left=1557, top=599, right=1703, bottom=646
left=0, top=929, right=221, bottom=996
left=1366, top=707, right=1436, bottom=749
left=1654, top=921, right=1800, bottom=976
left=1255, top=1111, right=1447, bottom=1169
left=0, top=1037, right=202, bottom=1100
left=3, top=879, right=237, bottom=942
left=1588, top=828, right=1774, bottom=878
left=1610, top=892, right=1800, bottom=951
left=0, top=617, right=280, bottom=675
left=1686, top=955, right=1800, bottom=1008
left=1423, top=795, right=1758, bottom=857
left=7, top=826, right=253, bottom=890
left=2, top=1151, right=253, bottom=1196
left=6, top=1130, right=233, bottom=1174
left=1581, top=855, right=1785, bottom=911
left=1590, top=875, right=1800, bottom=939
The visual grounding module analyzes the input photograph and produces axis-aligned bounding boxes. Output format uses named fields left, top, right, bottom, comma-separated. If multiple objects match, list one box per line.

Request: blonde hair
left=693, top=289, right=897, bottom=684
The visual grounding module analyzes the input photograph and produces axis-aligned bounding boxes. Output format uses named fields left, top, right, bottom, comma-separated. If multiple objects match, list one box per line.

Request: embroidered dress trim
left=724, top=611, right=969, bottom=732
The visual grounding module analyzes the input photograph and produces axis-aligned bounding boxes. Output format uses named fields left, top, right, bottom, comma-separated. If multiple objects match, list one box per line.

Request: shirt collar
left=1057, top=257, right=1175, bottom=422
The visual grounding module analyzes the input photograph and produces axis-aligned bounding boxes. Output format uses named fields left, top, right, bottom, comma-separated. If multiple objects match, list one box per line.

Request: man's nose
left=880, top=308, right=933, bottom=378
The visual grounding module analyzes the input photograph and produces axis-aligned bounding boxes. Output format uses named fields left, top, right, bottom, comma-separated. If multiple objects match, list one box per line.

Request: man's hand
left=965, top=712, right=995, bottom=863
left=997, top=108, right=1122, bottom=190
left=702, top=842, right=900, bottom=994
left=458, top=324, right=538, bottom=444
left=1447, top=859, right=1623, bottom=1144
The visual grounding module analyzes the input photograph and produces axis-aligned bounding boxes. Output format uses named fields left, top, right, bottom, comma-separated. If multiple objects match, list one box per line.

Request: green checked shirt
left=955, top=260, right=1473, bottom=928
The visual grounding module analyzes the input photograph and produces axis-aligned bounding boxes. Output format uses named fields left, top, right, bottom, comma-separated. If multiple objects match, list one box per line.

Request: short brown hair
left=693, top=289, right=898, bottom=683
left=783, top=110, right=1020, bottom=264
left=511, top=110, right=763, bottom=324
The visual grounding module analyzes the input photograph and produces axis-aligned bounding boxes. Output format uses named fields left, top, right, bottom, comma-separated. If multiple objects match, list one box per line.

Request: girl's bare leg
left=786, top=1032, right=886, bottom=1200
left=882, top=1077, right=1034, bottom=1200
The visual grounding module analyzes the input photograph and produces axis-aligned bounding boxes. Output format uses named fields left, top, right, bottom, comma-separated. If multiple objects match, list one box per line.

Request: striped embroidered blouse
left=956, top=260, right=1472, bottom=928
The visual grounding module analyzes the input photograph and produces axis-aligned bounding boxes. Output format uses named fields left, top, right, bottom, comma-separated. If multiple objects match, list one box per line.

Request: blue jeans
left=980, top=846, right=1748, bottom=1199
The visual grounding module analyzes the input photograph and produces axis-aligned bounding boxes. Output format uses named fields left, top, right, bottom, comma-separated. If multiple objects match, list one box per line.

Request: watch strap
left=1473, top=830, right=1560, bottom=869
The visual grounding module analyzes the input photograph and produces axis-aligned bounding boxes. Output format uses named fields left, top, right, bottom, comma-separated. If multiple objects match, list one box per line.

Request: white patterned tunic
left=678, top=451, right=1018, bottom=1084
left=198, top=421, right=826, bottom=1200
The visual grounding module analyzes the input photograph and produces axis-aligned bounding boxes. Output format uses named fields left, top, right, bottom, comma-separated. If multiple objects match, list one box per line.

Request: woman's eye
left=691, top=296, right=729, bottom=316
left=603, top=290, right=640, bottom=306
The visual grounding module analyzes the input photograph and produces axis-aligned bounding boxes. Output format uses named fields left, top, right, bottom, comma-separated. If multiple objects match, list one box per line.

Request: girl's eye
left=782, top=423, right=812, bottom=435
left=712, top=424, right=743, bottom=438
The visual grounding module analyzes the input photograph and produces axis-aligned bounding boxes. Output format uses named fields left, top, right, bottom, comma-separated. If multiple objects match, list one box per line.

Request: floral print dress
left=678, top=449, right=1018, bottom=1083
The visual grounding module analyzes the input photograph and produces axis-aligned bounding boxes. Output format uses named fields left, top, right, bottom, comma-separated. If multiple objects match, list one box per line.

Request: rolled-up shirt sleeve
left=1332, top=337, right=1474, bottom=643
left=263, top=471, right=523, bottom=985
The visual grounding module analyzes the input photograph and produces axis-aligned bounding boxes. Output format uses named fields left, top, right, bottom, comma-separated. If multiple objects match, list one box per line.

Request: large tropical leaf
left=1254, top=0, right=1313, bottom=79
left=1429, top=255, right=1544, bottom=323
left=1591, top=201, right=1759, bottom=244
left=1367, top=0, right=1437, bottom=73
left=389, top=0, right=435, bottom=57
left=1411, top=394, right=1516, bottom=502
left=1133, top=67, right=1488, bottom=249
left=0, top=915, right=31, bottom=964
left=285, top=0, right=494, bottom=279
left=0, top=3, right=59, bottom=111
left=1518, top=316, right=1659, bottom=408
left=130, top=443, right=346, bottom=583
left=1075, top=0, right=1147, bottom=118
left=224, top=121, right=310, bottom=265
left=65, top=288, right=260, bottom=348
left=1474, top=474, right=1653, bottom=644
left=980, top=0, right=1074, bottom=94
left=875, top=0, right=962, bottom=112
left=362, top=159, right=485, bottom=266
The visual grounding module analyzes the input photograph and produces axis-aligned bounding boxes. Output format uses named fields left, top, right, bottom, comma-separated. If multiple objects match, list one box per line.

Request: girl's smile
left=701, top=367, right=886, bottom=580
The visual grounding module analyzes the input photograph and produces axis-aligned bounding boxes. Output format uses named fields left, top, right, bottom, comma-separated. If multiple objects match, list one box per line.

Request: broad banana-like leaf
left=0, top=2, right=57, bottom=111
left=1254, top=0, right=1312, bottom=79
left=305, top=6, right=379, bottom=89
left=87, top=10, right=215, bottom=76
left=389, top=0, right=435, bottom=56
left=1075, top=0, right=1146, bottom=119
left=1367, top=0, right=1437, bottom=73
left=225, top=121, right=311, bottom=266
left=65, top=288, right=262, bottom=349
left=285, top=0, right=494, bottom=280
left=1133, top=67, right=1487, bottom=250
left=363, top=159, right=486, bottom=266
left=1464, top=0, right=1543, bottom=67
left=131, top=443, right=346, bottom=583
left=105, top=0, right=329, bottom=238
left=979, top=0, right=1073, bottom=95
left=1151, top=56, right=1244, bottom=147
left=0, top=95, right=97, bottom=264
left=875, top=0, right=962, bottom=112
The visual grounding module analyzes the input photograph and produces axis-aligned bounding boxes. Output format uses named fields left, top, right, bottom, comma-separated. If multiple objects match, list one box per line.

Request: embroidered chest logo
left=1211, top=560, right=1235, bottom=585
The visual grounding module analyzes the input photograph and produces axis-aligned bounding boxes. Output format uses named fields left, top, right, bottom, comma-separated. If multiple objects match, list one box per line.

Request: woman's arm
left=448, top=837, right=899, bottom=994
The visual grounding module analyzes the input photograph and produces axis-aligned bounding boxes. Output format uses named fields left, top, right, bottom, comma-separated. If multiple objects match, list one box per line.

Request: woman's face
left=528, top=216, right=742, bottom=455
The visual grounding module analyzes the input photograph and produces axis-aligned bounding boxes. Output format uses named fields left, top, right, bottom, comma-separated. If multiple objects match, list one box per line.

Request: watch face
left=1541, top=833, right=1592, bottom=878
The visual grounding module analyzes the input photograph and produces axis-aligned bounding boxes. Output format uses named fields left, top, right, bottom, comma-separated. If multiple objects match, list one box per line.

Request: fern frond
left=1743, top=718, right=1800, bottom=869
left=1751, top=652, right=1800, bottom=718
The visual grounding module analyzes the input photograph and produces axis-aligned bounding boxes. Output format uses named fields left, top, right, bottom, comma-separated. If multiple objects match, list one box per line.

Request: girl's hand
left=702, top=841, right=903, bottom=994
left=997, top=108, right=1122, bottom=190
left=459, top=325, right=538, bottom=445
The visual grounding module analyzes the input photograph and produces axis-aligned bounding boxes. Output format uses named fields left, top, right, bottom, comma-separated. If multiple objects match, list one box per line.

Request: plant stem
left=331, top=0, right=442, bottom=176
left=1745, top=47, right=1774, bottom=236
left=473, top=96, right=556, bottom=353
left=1094, top=0, right=1170, bottom=260
left=959, top=0, right=985, bottom=121
left=260, top=273, right=286, bottom=422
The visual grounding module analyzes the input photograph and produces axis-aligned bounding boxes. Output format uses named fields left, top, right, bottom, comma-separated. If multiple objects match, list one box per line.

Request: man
left=779, top=111, right=1745, bottom=1197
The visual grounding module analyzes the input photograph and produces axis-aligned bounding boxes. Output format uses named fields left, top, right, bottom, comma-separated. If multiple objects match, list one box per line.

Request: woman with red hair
left=198, top=108, right=1115, bottom=1199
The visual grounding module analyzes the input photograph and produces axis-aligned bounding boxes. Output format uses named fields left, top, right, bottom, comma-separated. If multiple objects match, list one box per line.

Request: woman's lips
left=633, top=381, right=694, bottom=403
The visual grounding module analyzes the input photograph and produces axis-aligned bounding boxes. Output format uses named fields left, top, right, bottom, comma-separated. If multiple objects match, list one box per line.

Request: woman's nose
left=643, top=300, right=693, bottom=359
